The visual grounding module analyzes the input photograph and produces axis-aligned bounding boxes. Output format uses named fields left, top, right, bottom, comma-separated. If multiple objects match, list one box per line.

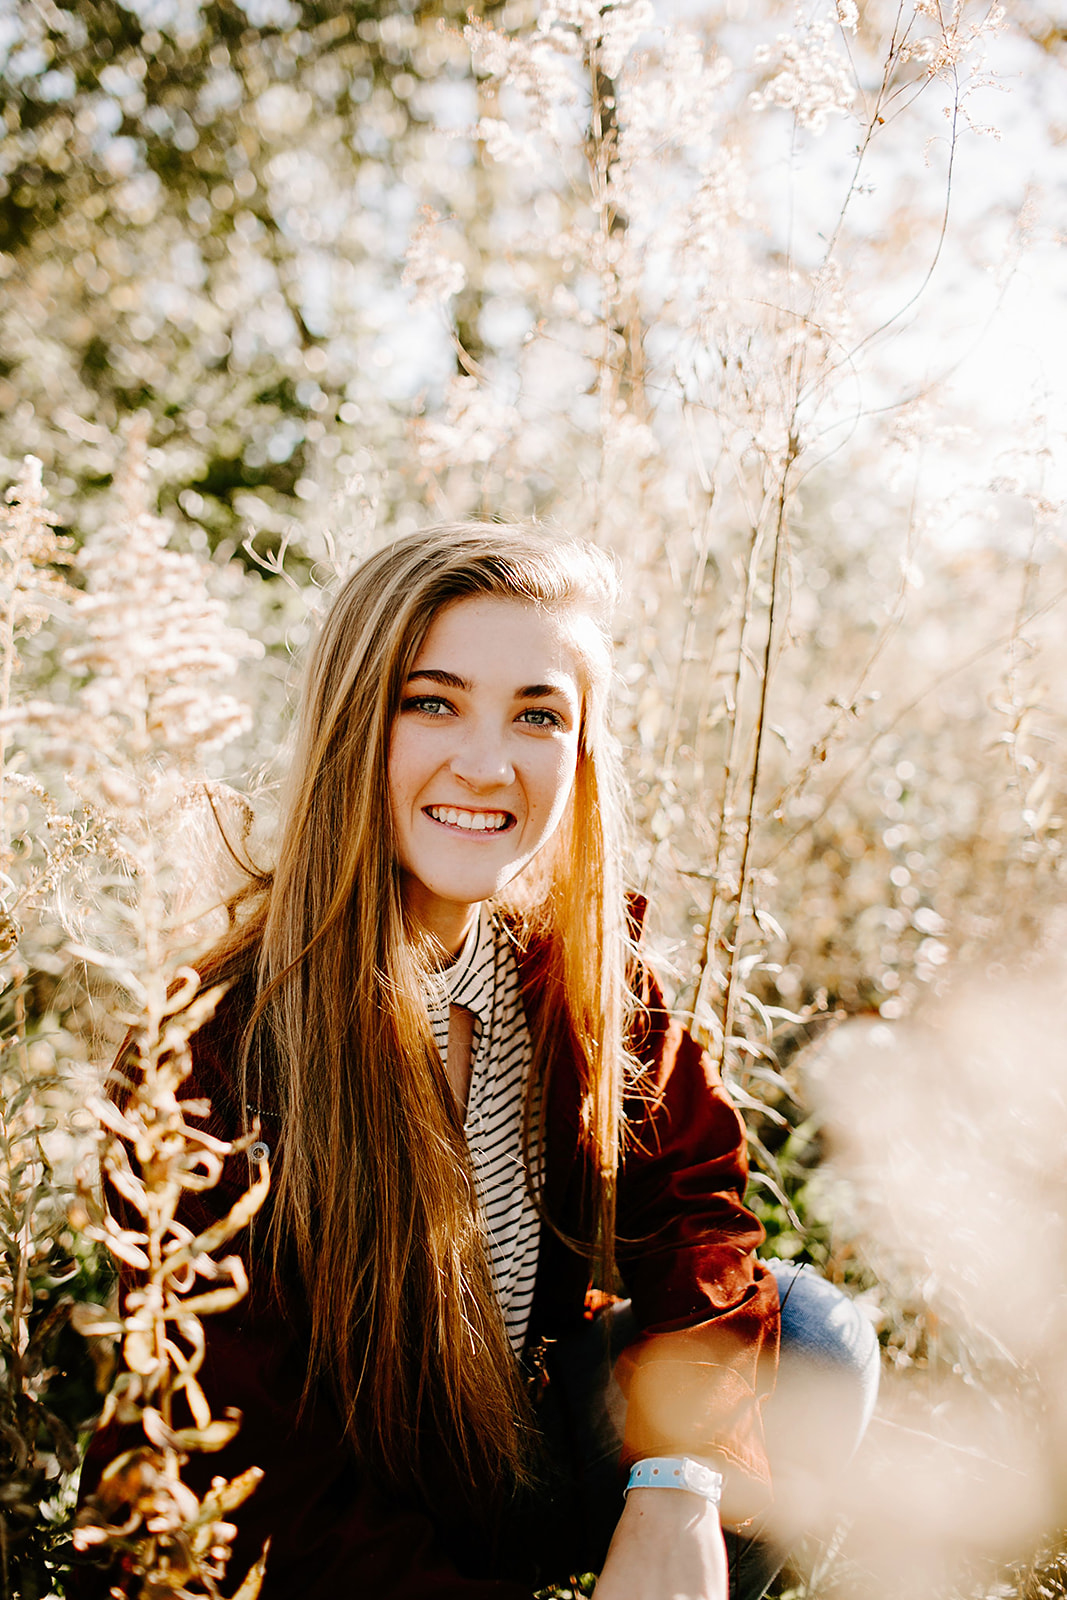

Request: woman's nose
left=449, top=725, right=514, bottom=790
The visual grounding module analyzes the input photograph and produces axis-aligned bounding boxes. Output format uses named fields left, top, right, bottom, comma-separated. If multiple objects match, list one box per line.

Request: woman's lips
left=424, top=805, right=515, bottom=833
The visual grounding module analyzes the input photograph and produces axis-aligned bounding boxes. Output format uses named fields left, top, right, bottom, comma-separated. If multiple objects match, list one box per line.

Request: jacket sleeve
left=74, top=1001, right=534, bottom=1600
left=612, top=961, right=780, bottom=1525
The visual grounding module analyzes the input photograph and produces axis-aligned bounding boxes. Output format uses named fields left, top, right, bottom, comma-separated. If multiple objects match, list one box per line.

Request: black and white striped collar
left=431, top=904, right=498, bottom=1029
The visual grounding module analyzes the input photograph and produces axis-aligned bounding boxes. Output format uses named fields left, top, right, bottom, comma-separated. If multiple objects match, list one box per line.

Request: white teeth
left=428, top=806, right=508, bottom=832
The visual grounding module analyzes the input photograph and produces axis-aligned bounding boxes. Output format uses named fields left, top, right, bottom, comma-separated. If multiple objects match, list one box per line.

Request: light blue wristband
left=624, top=1456, right=723, bottom=1505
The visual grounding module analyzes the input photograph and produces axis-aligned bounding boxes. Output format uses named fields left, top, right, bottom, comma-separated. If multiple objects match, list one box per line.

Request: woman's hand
left=593, top=1487, right=729, bottom=1600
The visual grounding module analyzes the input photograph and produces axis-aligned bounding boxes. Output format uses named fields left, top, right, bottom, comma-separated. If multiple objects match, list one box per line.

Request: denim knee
left=768, top=1259, right=880, bottom=1459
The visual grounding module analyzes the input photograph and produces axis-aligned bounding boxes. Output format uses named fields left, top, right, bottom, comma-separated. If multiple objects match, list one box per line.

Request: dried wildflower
left=836, top=0, right=859, bottom=33
left=0, top=461, right=100, bottom=1594
left=464, top=18, right=580, bottom=139
left=613, top=31, right=731, bottom=170
left=0, top=458, right=76, bottom=822
left=0, top=466, right=94, bottom=944
left=0, top=972, right=88, bottom=1592
left=71, top=974, right=270, bottom=1597
left=64, top=424, right=261, bottom=779
left=475, top=116, right=543, bottom=170
left=0, top=456, right=74, bottom=652
left=750, top=19, right=856, bottom=134
left=677, top=145, right=754, bottom=292
left=602, top=402, right=659, bottom=469
left=402, top=206, right=467, bottom=307
left=0, top=437, right=271, bottom=1592
left=415, top=375, right=522, bottom=475
left=905, top=0, right=1006, bottom=76
left=538, top=0, right=655, bottom=80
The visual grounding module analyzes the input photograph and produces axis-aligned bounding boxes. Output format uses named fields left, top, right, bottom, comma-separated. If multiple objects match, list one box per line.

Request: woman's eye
left=518, top=707, right=564, bottom=729
left=401, top=696, right=453, bottom=717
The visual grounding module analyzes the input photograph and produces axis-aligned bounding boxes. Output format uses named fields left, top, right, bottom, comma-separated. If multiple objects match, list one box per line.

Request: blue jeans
left=725, top=1261, right=880, bottom=1600
left=529, top=1261, right=880, bottom=1600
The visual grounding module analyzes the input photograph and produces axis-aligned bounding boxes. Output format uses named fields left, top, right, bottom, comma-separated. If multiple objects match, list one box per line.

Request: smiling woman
left=390, top=597, right=584, bottom=952
left=75, top=523, right=874, bottom=1600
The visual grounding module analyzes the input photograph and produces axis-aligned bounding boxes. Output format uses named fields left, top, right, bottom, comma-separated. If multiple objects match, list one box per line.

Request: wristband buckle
left=624, top=1456, right=723, bottom=1504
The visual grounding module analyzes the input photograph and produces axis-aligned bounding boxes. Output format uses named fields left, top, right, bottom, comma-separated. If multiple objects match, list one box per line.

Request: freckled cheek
left=533, top=743, right=579, bottom=832
left=385, top=739, right=406, bottom=821
left=387, top=728, right=436, bottom=816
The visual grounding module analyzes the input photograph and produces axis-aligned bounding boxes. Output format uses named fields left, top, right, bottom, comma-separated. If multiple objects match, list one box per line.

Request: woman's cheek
left=541, top=741, right=579, bottom=834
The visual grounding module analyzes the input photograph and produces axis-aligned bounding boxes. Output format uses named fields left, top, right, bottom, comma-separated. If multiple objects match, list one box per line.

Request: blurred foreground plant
left=0, top=456, right=96, bottom=1596
left=0, top=441, right=269, bottom=1596
left=0, top=983, right=86, bottom=1596
left=59, top=430, right=270, bottom=1596
left=782, top=948, right=1067, bottom=1600
left=71, top=974, right=269, bottom=1598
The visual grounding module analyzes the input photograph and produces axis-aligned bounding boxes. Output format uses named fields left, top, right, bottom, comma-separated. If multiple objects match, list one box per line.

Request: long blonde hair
left=205, top=523, right=632, bottom=1498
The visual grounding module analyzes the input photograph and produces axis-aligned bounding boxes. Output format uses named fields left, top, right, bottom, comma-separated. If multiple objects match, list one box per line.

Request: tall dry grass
left=0, top=443, right=270, bottom=1598
left=0, top=1, right=1063, bottom=1595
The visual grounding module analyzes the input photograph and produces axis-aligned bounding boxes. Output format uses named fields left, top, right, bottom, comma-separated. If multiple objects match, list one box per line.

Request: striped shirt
left=426, top=906, right=541, bottom=1353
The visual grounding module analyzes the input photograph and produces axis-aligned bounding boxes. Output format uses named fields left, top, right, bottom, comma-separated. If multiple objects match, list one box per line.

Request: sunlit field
left=1, top=0, right=1065, bottom=1594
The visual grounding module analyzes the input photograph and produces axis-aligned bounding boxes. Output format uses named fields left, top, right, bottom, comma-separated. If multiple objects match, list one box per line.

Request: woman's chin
left=400, top=873, right=509, bottom=943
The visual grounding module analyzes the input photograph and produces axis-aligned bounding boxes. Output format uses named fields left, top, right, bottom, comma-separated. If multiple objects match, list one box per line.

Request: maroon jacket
left=78, top=943, right=779, bottom=1598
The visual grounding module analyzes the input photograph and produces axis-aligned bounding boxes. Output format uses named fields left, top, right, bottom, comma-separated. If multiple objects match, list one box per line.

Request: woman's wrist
left=625, top=1456, right=724, bottom=1505
left=599, top=1486, right=728, bottom=1600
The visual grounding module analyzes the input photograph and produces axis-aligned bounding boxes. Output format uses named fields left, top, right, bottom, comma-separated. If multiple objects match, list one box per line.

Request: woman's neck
left=402, top=877, right=481, bottom=959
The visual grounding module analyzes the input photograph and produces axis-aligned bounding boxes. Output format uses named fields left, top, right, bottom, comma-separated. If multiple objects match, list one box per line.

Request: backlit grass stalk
left=71, top=974, right=270, bottom=1599
left=57, top=429, right=270, bottom=1595
left=697, top=440, right=798, bottom=1082
left=0, top=456, right=84, bottom=1599
left=0, top=436, right=271, bottom=1595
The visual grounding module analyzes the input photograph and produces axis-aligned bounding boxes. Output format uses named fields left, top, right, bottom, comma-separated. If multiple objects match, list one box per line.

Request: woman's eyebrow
left=406, top=668, right=471, bottom=690
left=407, top=669, right=575, bottom=700
left=517, top=682, right=574, bottom=700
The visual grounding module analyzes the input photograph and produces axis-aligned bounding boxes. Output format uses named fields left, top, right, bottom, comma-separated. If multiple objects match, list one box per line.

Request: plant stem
left=642, top=491, right=716, bottom=896
left=0, top=509, right=28, bottom=850
left=692, top=508, right=764, bottom=1035
left=705, top=436, right=798, bottom=1076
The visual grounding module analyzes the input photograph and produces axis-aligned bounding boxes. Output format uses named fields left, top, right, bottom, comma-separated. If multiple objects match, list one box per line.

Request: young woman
left=79, top=523, right=878, bottom=1599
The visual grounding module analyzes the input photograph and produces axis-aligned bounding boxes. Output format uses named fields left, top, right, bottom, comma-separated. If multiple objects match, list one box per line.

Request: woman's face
left=388, top=595, right=584, bottom=953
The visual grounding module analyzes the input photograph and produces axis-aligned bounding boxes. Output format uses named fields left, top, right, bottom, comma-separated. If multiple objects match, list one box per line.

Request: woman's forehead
left=410, top=595, right=587, bottom=691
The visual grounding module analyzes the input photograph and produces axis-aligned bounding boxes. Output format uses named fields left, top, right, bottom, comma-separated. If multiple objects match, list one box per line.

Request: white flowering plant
left=0, top=440, right=271, bottom=1598
left=0, top=0, right=1064, bottom=1595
